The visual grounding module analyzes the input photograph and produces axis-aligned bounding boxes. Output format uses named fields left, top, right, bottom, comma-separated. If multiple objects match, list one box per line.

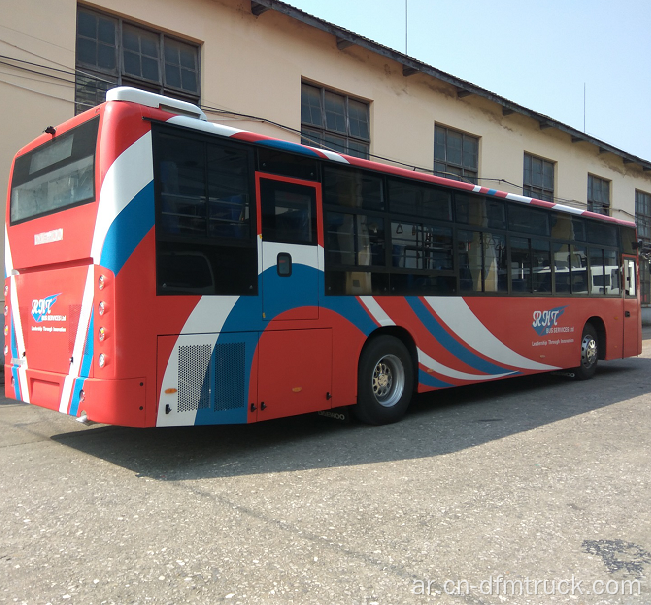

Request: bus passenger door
left=253, top=174, right=333, bottom=421
left=623, top=256, right=641, bottom=357
left=257, top=174, right=321, bottom=321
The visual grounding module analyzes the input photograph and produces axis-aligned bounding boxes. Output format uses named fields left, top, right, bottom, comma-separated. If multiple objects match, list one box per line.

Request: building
left=2, top=0, right=650, bottom=321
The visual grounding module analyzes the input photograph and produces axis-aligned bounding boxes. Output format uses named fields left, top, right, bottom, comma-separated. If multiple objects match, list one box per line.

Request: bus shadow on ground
left=51, top=357, right=650, bottom=481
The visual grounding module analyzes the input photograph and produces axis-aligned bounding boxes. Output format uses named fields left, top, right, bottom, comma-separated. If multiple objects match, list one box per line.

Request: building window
left=301, top=83, right=370, bottom=160
left=636, top=190, right=651, bottom=241
left=75, top=7, right=200, bottom=113
left=587, top=175, right=610, bottom=215
left=637, top=190, right=651, bottom=305
left=434, top=125, right=478, bottom=184
left=640, top=261, right=650, bottom=305
left=523, top=153, right=554, bottom=202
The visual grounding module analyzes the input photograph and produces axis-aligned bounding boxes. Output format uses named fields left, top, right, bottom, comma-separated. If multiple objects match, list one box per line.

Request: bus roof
left=108, top=87, right=636, bottom=230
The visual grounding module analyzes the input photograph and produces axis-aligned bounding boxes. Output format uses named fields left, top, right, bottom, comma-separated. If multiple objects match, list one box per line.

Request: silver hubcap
left=581, top=334, right=597, bottom=368
left=372, top=354, right=405, bottom=407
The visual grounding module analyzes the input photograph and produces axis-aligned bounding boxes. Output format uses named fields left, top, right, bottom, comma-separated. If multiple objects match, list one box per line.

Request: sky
left=285, top=0, right=651, bottom=161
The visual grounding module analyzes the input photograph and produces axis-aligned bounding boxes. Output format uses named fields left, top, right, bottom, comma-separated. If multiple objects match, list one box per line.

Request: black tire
left=354, top=335, right=414, bottom=425
left=574, top=324, right=599, bottom=380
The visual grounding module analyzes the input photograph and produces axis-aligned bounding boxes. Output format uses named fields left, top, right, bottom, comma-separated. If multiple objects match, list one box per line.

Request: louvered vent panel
left=214, top=342, right=246, bottom=411
left=178, top=345, right=211, bottom=412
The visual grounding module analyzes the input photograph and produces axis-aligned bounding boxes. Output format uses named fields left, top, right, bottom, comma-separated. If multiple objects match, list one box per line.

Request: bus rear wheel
left=575, top=324, right=598, bottom=380
left=355, top=335, right=414, bottom=425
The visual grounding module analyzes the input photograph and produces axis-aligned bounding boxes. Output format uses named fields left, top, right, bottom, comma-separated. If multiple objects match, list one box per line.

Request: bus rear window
left=10, top=117, right=99, bottom=224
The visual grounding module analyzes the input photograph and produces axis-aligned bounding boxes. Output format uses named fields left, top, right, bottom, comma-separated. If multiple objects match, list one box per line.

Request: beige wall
left=0, top=0, right=77, bottom=237
left=2, top=0, right=650, bottom=304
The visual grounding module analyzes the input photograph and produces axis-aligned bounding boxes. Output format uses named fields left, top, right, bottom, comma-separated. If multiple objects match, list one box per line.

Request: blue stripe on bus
left=407, top=297, right=517, bottom=377
left=418, top=369, right=453, bottom=389
left=100, top=181, right=155, bottom=275
left=257, top=139, right=322, bottom=158
left=69, top=312, right=93, bottom=417
left=9, top=316, right=21, bottom=400
left=68, top=378, right=86, bottom=417
left=80, top=310, right=94, bottom=379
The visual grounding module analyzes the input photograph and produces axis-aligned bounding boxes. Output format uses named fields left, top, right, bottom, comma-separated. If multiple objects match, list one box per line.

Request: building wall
left=2, top=0, right=650, bottom=318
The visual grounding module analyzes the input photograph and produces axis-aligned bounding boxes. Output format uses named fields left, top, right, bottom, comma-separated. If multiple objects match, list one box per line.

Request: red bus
left=4, top=87, right=642, bottom=427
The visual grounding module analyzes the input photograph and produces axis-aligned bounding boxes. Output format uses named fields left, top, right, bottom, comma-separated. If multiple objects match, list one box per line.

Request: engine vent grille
left=214, top=342, right=246, bottom=411
left=178, top=345, right=211, bottom=412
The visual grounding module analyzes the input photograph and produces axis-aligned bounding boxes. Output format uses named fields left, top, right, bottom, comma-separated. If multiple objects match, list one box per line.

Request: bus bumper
left=4, top=366, right=148, bottom=427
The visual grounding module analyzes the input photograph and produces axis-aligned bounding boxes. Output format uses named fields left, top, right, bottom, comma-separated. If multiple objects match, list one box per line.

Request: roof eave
left=251, top=0, right=651, bottom=172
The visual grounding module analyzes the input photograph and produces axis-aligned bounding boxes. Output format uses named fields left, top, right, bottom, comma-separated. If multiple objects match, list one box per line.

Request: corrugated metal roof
left=251, top=0, right=651, bottom=172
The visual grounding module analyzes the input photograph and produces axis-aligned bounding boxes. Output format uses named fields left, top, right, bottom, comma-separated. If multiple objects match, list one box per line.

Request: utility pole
left=405, top=0, right=408, bottom=54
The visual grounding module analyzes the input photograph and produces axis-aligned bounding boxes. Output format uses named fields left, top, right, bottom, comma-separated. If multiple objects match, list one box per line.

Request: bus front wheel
left=355, top=335, right=414, bottom=425
left=574, top=324, right=598, bottom=380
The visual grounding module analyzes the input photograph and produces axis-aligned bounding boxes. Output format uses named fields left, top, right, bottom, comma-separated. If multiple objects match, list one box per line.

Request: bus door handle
left=625, top=311, right=631, bottom=318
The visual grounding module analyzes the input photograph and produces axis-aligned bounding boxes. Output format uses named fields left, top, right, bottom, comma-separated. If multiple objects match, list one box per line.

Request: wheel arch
left=361, top=326, right=419, bottom=393
left=585, top=316, right=606, bottom=360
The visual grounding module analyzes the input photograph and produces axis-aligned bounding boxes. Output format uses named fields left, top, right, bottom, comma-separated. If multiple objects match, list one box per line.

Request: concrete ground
left=1, top=333, right=650, bottom=604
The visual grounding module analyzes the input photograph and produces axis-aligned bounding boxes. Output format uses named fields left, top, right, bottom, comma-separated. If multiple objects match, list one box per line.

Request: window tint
left=571, top=245, right=588, bottom=294
left=323, top=166, right=383, bottom=211
left=390, top=274, right=456, bottom=295
left=325, top=271, right=389, bottom=296
left=257, top=148, right=318, bottom=181
left=509, top=236, right=551, bottom=294
left=532, top=239, right=552, bottom=293
left=326, top=213, right=385, bottom=266
left=158, top=135, right=206, bottom=236
left=208, top=145, right=251, bottom=240
left=508, top=204, right=550, bottom=236
left=10, top=117, right=99, bottom=224
left=391, top=223, right=452, bottom=270
left=586, top=220, right=618, bottom=247
left=620, top=225, right=638, bottom=256
left=153, top=127, right=256, bottom=296
left=550, top=214, right=585, bottom=241
left=510, top=237, right=532, bottom=293
left=388, top=178, right=452, bottom=221
left=553, top=243, right=571, bottom=294
left=553, top=244, right=588, bottom=295
left=260, top=180, right=317, bottom=245
left=459, top=230, right=507, bottom=293
left=589, top=248, right=620, bottom=296
left=456, top=194, right=506, bottom=229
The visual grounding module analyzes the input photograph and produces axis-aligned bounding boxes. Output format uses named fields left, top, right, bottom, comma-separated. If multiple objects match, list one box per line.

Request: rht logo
left=31, top=294, right=60, bottom=323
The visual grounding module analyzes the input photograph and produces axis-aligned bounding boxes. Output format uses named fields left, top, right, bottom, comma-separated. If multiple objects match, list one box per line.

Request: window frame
left=636, top=190, right=651, bottom=305
left=301, top=82, right=370, bottom=160
left=636, top=190, right=651, bottom=242
left=523, top=152, right=555, bottom=202
left=587, top=174, right=611, bottom=215
left=75, top=6, right=201, bottom=113
left=151, top=123, right=258, bottom=296
left=434, top=125, right=479, bottom=184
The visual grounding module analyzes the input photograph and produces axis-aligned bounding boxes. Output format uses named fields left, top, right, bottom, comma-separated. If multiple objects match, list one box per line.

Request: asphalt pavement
left=1, top=333, right=650, bottom=604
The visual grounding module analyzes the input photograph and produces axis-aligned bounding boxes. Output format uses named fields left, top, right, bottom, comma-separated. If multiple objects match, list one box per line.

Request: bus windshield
left=10, top=117, right=99, bottom=224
